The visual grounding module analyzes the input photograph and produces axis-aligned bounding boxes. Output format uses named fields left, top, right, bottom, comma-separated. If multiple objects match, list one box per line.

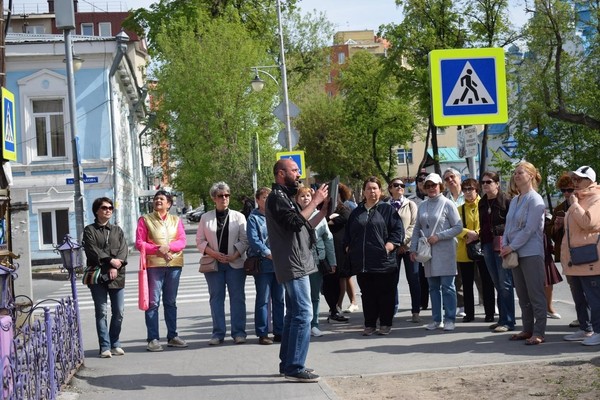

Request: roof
left=427, top=147, right=479, bottom=162
left=6, top=32, right=113, bottom=43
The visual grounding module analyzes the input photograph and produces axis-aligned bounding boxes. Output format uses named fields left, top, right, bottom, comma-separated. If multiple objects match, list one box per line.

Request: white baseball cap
left=571, top=166, right=596, bottom=182
left=424, top=173, right=442, bottom=185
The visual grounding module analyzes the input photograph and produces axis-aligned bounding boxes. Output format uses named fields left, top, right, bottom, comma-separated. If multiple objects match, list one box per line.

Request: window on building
left=26, top=25, right=45, bottom=34
left=338, top=52, right=345, bottom=64
left=99, top=22, right=112, bottom=37
left=328, top=73, right=334, bottom=83
left=40, top=209, right=69, bottom=246
left=33, top=99, right=66, bottom=158
left=81, top=23, right=94, bottom=35
left=397, top=148, right=413, bottom=165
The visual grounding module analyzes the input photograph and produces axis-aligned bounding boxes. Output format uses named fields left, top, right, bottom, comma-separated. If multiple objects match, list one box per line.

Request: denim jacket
left=246, top=208, right=274, bottom=273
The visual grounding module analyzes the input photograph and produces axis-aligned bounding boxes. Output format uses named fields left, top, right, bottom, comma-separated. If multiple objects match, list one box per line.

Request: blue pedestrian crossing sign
left=276, top=150, right=306, bottom=179
left=429, top=48, right=508, bottom=126
left=2, top=88, right=17, bottom=161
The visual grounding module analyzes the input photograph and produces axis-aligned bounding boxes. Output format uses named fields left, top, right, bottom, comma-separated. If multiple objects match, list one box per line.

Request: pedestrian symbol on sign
left=445, top=61, right=494, bottom=106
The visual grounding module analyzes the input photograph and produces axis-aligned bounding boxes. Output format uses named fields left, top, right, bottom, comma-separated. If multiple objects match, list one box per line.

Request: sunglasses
left=481, top=180, right=494, bottom=185
left=417, top=178, right=425, bottom=182
left=462, top=187, right=476, bottom=192
left=216, top=193, right=231, bottom=199
left=560, top=188, right=575, bottom=193
left=391, top=183, right=405, bottom=188
left=424, top=183, right=438, bottom=189
left=100, top=206, right=114, bottom=211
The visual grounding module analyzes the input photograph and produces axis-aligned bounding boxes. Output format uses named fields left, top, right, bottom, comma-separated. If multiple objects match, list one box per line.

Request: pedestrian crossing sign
left=429, top=48, right=507, bottom=126
left=1, top=87, right=17, bottom=161
left=276, top=150, right=306, bottom=179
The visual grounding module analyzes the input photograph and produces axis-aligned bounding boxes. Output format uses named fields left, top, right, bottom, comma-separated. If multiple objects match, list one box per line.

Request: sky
left=19, top=0, right=531, bottom=32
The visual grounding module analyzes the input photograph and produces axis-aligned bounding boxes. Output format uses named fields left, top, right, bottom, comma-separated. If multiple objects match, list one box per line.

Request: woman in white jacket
left=196, top=182, right=249, bottom=346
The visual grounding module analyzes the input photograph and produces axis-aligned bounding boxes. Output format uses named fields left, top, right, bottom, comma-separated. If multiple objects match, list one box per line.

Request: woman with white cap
left=560, top=166, right=600, bottom=346
left=410, top=173, right=462, bottom=331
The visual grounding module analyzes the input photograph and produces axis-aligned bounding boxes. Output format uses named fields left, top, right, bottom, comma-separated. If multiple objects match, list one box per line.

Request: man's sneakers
left=425, top=321, right=444, bottom=331
left=285, top=369, right=320, bottom=383
left=582, top=332, right=600, bottom=346
left=168, top=336, right=189, bottom=348
left=111, top=347, right=125, bottom=356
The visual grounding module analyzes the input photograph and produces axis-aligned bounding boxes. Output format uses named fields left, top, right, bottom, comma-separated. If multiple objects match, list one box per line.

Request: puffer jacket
left=343, top=201, right=404, bottom=275
left=560, top=184, right=600, bottom=276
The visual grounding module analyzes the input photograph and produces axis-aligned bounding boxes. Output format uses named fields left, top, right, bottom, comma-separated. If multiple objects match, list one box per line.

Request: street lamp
left=55, top=1, right=85, bottom=241
left=249, top=0, right=293, bottom=151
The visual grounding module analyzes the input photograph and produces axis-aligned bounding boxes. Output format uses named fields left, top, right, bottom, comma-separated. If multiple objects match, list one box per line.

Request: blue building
left=6, top=32, right=150, bottom=263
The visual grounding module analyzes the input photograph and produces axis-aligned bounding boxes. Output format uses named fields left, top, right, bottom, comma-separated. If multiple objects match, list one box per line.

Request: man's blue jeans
left=89, top=284, right=124, bottom=352
left=279, top=275, right=312, bottom=376
left=253, top=272, right=284, bottom=337
left=204, top=263, right=247, bottom=340
left=566, top=275, right=592, bottom=331
left=427, top=275, right=456, bottom=323
left=482, top=243, right=515, bottom=328
left=146, top=267, right=182, bottom=342
left=577, top=275, right=600, bottom=333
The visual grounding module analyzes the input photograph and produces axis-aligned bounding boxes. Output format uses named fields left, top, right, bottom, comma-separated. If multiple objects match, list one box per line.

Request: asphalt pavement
left=40, top=222, right=599, bottom=399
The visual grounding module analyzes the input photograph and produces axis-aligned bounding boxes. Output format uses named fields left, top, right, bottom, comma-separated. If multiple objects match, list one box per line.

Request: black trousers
left=457, top=260, right=496, bottom=319
left=357, top=271, right=397, bottom=327
left=419, top=263, right=429, bottom=309
left=322, top=270, right=341, bottom=315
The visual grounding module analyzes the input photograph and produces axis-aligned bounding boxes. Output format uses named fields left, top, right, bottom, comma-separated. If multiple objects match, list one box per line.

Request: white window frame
left=26, top=25, right=45, bottom=34
left=31, top=99, right=67, bottom=160
left=81, top=23, right=94, bottom=36
left=18, top=69, right=71, bottom=165
left=98, top=22, right=112, bottom=37
left=338, top=52, right=345, bottom=64
left=397, top=148, right=413, bottom=165
left=38, top=209, right=70, bottom=249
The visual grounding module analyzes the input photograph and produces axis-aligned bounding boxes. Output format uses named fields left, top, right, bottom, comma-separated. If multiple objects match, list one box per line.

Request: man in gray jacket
left=265, top=158, right=328, bottom=383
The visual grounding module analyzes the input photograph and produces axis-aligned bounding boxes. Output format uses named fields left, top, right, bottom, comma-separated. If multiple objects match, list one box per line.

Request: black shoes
left=285, top=370, right=320, bottom=382
left=327, top=313, right=349, bottom=323
left=484, top=316, right=495, bottom=323
left=273, top=334, right=282, bottom=343
left=462, top=316, right=474, bottom=323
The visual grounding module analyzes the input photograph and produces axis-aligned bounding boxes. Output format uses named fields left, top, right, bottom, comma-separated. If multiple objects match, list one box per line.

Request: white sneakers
left=311, top=327, right=324, bottom=337
left=344, top=304, right=360, bottom=313
left=456, top=307, right=466, bottom=318
left=425, top=321, right=455, bottom=331
left=443, top=321, right=455, bottom=331
left=146, top=339, right=164, bottom=352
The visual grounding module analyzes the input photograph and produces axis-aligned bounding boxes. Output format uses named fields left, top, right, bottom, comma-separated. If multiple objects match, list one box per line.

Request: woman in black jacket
left=344, top=176, right=404, bottom=336
left=83, top=197, right=128, bottom=358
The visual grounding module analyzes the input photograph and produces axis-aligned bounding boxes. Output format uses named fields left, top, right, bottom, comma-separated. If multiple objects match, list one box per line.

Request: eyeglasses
left=391, top=183, right=405, bottom=188
left=444, top=175, right=455, bottom=182
left=462, top=187, right=476, bottom=192
left=100, top=206, right=114, bottom=211
left=424, top=183, right=438, bottom=189
left=216, top=193, right=231, bottom=199
left=560, top=188, right=575, bottom=193
left=481, top=180, right=494, bottom=185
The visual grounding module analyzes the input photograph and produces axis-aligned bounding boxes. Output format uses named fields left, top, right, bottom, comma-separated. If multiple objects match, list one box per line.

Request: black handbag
left=567, top=220, right=600, bottom=266
left=318, top=258, right=334, bottom=275
left=462, top=206, right=484, bottom=261
left=244, top=256, right=261, bottom=275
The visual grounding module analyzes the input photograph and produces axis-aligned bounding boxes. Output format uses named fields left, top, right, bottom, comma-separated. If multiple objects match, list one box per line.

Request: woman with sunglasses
left=196, top=182, right=249, bottom=345
left=478, top=171, right=515, bottom=333
left=456, top=179, right=495, bottom=323
left=559, top=167, right=598, bottom=344
left=83, top=197, right=128, bottom=358
left=387, top=178, right=421, bottom=323
left=410, top=173, right=462, bottom=331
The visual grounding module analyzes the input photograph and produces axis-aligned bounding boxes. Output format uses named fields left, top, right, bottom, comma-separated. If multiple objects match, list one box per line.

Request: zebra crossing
left=49, top=274, right=259, bottom=312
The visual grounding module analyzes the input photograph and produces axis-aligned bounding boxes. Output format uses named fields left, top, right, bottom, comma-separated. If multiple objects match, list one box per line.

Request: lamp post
left=55, top=234, right=84, bottom=359
left=56, top=1, right=85, bottom=241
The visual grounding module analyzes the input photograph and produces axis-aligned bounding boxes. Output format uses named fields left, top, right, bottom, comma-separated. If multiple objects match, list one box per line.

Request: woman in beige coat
left=560, top=166, right=600, bottom=346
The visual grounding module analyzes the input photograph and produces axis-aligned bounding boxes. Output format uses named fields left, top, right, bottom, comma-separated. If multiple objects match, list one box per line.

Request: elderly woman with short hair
left=196, top=182, right=249, bottom=345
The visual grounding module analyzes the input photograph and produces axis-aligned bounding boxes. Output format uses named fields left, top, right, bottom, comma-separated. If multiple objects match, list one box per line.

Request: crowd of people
left=81, top=161, right=600, bottom=382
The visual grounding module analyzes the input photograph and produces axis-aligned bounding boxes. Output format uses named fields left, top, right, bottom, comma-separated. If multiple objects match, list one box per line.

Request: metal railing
left=1, top=237, right=84, bottom=400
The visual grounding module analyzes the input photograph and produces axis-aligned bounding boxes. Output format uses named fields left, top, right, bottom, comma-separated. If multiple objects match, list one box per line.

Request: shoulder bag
left=414, top=202, right=444, bottom=263
left=199, top=213, right=229, bottom=273
left=461, top=205, right=484, bottom=261
left=566, top=219, right=600, bottom=266
left=502, top=251, right=519, bottom=269
left=244, top=256, right=261, bottom=275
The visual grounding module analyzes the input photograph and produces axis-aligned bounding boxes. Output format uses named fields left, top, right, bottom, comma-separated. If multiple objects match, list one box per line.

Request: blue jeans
left=566, top=275, right=592, bottom=331
left=309, top=270, right=323, bottom=328
left=253, top=272, right=285, bottom=337
left=577, top=275, right=600, bottom=333
left=89, top=284, right=124, bottom=352
left=427, top=275, right=456, bottom=323
left=483, top=243, right=515, bottom=328
left=204, top=263, right=247, bottom=340
left=395, top=253, right=421, bottom=314
left=279, top=275, right=312, bottom=376
left=146, top=267, right=182, bottom=342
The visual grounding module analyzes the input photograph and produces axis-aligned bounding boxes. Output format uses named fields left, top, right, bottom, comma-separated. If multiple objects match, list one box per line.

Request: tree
left=382, top=0, right=465, bottom=175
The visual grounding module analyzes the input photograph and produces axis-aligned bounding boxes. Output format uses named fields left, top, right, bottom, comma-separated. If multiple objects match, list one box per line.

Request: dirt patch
left=325, top=358, right=600, bottom=400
